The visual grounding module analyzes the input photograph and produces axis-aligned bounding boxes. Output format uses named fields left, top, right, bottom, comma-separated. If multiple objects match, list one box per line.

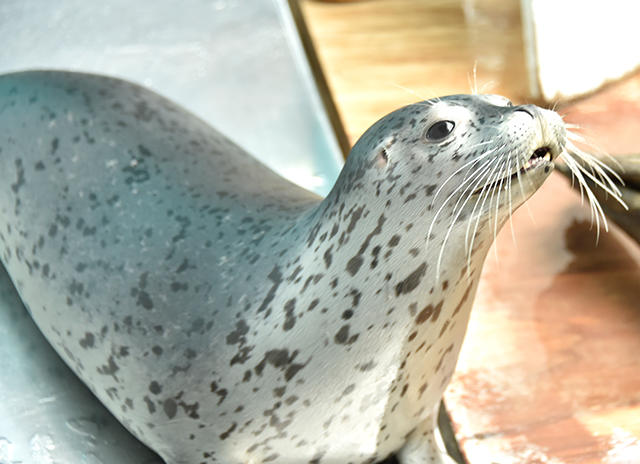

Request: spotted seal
left=0, top=71, right=567, bottom=464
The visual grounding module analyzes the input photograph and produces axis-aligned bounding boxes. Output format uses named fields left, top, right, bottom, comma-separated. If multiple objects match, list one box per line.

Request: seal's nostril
left=514, top=106, right=535, bottom=118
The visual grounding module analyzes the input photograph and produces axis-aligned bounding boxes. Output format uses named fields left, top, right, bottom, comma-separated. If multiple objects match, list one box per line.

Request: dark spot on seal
left=395, top=262, right=427, bottom=296
left=346, top=214, right=386, bottom=276
left=283, top=298, right=296, bottom=331
left=359, top=360, right=376, bottom=371
left=308, top=299, right=319, bottom=312
left=97, top=356, right=119, bottom=381
left=79, top=332, right=94, bottom=348
left=346, top=255, right=364, bottom=276
left=256, top=266, right=282, bottom=314
left=11, top=159, right=25, bottom=194
left=163, top=399, right=177, bottom=419
left=50, top=137, right=59, bottom=155
left=219, top=422, right=237, bottom=440
left=415, top=300, right=444, bottom=325
left=346, top=205, right=365, bottom=234
left=149, top=381, right=162, bottom=395
left=170, top=281, right=188, bottom=292
left=135, top=290, right=153, bottom=310
left=452, top=283, right=473, bottom=317
left=323, top=246, right=333, bottom=269
left=334, top=325, right=359, bottom=345
left=144, top=396, right=156, bottom=414
left=254, top=349, right=308, bottom=382
left=226, top=320, right=249, bottom=345
left=210, top=382, right=228, bottom=405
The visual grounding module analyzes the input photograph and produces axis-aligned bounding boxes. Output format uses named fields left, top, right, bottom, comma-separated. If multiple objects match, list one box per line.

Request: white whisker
left=430, top=148, right=497, bottom=207
left=514, top=150, right=537, bottom=224
left=390, top=83, right=434, bottom=102
left=560, top=152, right=612, bottom=241
left=426, top=154, right=497, bottom=255
left=464, top=155, right=507, bottom=269
left=489, top=158, right=509, bottom=262
left=505, top=157, right=517, bottom=247
left=563, top=149, right=627, bottom=209
left=430, top=156, right=498, bottom=278
left=567, top=140, right=625, bottom=184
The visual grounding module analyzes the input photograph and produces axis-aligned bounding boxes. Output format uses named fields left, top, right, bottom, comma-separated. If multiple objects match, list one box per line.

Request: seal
left=0, top=71, right=567, bottom=464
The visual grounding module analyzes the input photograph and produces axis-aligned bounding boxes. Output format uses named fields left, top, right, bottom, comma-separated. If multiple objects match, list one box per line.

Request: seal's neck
left=300, top=177, right=503, bottom=298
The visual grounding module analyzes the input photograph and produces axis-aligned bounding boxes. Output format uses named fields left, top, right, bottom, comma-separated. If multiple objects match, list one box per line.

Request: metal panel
left=0, top=0, right=343, bottom=196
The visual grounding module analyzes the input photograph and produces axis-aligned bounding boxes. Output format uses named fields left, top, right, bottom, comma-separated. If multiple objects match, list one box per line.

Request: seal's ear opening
left=376, top=146, right=390, bottom=169
left=375, top=135, right=395, bottom=169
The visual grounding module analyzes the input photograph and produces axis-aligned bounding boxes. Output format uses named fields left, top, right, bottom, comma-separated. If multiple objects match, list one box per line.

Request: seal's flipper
left=398, top=417, right=458, bottom=464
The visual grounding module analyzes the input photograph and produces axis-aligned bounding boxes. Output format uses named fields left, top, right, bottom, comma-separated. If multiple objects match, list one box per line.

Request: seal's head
left=332, top=94, right=567, bottom=277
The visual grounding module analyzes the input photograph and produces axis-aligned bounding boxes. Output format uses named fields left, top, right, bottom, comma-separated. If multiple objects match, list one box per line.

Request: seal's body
left=0, top=72, right=566, bottom=464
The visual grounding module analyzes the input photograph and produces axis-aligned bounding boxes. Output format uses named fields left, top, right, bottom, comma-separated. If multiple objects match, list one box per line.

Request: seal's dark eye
left=426, top=120, right=455, bottom=141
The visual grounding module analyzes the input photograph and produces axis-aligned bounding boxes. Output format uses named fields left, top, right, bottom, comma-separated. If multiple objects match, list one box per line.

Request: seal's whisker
left=428, top=156, right=497, bottom=272
left=465, top=158, right=505, bottom=269
left=566, top=140, right=625, bottom=185
left=463, top=156, right=501, bottom=251
left=573, top=162, right=624, bottom=201
left=465, top=140, right=494, bottom=151
left=562, top=147, right=627, bottom=208
left=561, top=152, right=610, bottom=240
left=445, top=158, right=497, bottom=248
left=463, top=155, right=505, bottom=266
left=489, top=158, right=510, bottom=262
left=468, top=61, right=479, bottom=95
left=432, top=153, right=499, bottom=279
left=462, top=153, right=505, bottom=252
left=566, top=129, right=586, bottom=140
left=505, top=157, right=518, bottom=247
left=514, top=153, right=537, bottom=224
left=390, top=83, right=435, bottom=103
left=565, top=129, right=624, bottom=171
left=478, top=81, right=496, bottom=94
left=436, top=161, right=495, bottom=278
left=426, top=155, right=498, bottom=253
left=430, top=148, right=497, bottom=207
left=570, top=145, right=623, bottom=187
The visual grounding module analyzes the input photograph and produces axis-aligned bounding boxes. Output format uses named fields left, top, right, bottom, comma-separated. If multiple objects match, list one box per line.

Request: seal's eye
left=425, top=120, right=455, bottom=141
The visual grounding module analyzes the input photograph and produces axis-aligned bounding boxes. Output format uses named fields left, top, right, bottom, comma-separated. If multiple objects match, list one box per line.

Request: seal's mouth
left=520, top=146, right=553, bottom=172
left=471, top=146, right=553, bottom=196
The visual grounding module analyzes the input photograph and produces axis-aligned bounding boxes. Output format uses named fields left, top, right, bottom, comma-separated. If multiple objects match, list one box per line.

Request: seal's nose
left=514, top=104, right=536, bottom=119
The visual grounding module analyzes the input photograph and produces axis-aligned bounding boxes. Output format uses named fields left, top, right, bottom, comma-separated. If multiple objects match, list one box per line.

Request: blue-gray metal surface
left=0, top=0, right=343, bottom=196
left=0, top=1, right=344, bottom=463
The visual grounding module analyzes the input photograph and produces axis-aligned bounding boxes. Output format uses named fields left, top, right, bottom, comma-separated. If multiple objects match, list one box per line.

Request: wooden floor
left=301, top=1, right=640, bottom=462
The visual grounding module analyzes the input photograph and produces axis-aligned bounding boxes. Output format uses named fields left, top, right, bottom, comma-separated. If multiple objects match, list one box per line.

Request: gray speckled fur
left=0, top=72, right=565, bottom=464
